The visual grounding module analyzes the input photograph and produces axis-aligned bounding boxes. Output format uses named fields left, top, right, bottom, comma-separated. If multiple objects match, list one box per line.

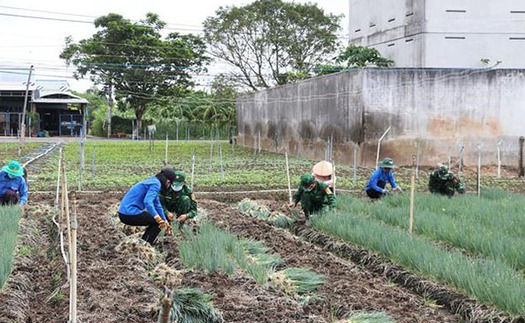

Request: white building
left=349, top=0, right=525, bottom=68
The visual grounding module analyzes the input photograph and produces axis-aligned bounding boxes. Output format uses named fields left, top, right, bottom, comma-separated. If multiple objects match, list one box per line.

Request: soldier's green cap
left=378, top=157, right=396, bottom=169
left=173, top=170, right=186, bottom=184
left=300, top=173, right=315, bottom=187
left=439, top=165, right=449, bottom=174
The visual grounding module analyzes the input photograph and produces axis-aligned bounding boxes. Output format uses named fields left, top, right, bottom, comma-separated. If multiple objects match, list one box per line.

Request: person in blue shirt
left=118, top=167, right=178, bottom=245
left=0, top=160, right=28, bottom=206
left=365, top=157, right=403, bottom=199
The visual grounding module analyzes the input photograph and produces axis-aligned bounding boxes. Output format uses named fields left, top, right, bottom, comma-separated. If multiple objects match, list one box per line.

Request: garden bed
left=0, top=192, right=463, bottom=322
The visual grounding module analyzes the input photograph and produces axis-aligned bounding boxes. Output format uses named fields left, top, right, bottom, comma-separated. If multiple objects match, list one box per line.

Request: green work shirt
left=159, top=185, right=198, bottom=219
left=428, top=170, right=465, bottom=196
left=293, top=180, right=336, bottom=215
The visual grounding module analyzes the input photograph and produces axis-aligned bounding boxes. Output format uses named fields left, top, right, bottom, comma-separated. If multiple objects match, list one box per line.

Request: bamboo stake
left=69, top=191, right=78, bottom=323
left=63, top=156, right=72, bottom=273
left=332, top=160, right=336, bottom=196
left=285, top=151, right=292, bottom=204
left=190, top=149, right=195, bottom=188
left=54, top=148, right=62, bottom=209
left=497, top=140, right=502, bottom=179
left=477, top=144, right=482, bottom=197
left=375, top=126, right=391, bottom=167
left=209, top=131, right=214, bottom=172
left=60, top=153, right=70, bottom=282
left=219, top=145, right=224, bottom=179
left=352, top=143, right=358, bottom=188
left=165, top=132, right=169, bottom=166
left=409, top=170, right=415, bottom=234
left=158, top=287, right=172, bottom=323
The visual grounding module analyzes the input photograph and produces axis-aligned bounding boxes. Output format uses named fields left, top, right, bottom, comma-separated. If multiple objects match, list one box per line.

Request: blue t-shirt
left=365, top=168, right=398, bottom=193
left=0, top=171, right=28, bottom=205
left=118, top=177, right=166, bottom=220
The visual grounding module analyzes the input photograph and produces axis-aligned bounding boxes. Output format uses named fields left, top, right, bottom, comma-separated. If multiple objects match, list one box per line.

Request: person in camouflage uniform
left=428, top=165, right=465, bottom=197
left=289, top=173, right=336, bottom=218
left=159, top=170, right=198, bottom=226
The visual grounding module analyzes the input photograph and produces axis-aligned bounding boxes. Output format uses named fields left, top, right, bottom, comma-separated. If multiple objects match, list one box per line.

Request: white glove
left=382, top=189, right=389, bottom=194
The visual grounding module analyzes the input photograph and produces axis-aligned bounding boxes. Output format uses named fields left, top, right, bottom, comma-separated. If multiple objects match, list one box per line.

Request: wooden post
left=54, top=148, right=62, bottom=209
left=477, top=144, right=482, bottom=197
left=165, top=132, right=169, bottom=166
left=19, top=65, right=33, bottom=157
left=159, top=288, right=172, bottom=323
left=497, top=140, right=502, bottom=179
left=285, top=151, right=292, bottom=204
left=332, top=160, right=336, bottom=196
left=375, top=126, right=391, bottom=167
left=519, top=137, right=524, bottom=177
left=190, top=149, right=195, bottom=188
left=352, top=143, right=358, bottom=188
left=219, top=145, right=224, bottom=179
left=409, top=171, right=415, bottom=234
left=69, top=191, right=78, bottom=323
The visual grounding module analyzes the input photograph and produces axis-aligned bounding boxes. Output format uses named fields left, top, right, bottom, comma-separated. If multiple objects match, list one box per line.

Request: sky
left=0, top=0, right=349, bottom=92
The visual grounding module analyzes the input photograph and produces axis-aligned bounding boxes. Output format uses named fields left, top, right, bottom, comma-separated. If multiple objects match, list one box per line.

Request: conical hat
left=312, top=161, right=333, bottom=176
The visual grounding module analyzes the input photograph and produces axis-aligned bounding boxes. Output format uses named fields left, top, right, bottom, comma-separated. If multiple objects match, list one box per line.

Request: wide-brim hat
left=312, top=160, right=333, bottom=176
left=2, top=160, right=24, bottom=177
left=378, top=157, right=397, bottom=169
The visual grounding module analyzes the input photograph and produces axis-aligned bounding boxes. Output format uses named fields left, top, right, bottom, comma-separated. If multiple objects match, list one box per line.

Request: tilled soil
left=0, top=192, right=463, bottom=322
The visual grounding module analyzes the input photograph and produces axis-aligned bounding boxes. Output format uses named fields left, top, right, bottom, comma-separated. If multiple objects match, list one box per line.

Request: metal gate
left=0, top=112, right=22, bottom=136
left=59, top=114, right=83, bottom=136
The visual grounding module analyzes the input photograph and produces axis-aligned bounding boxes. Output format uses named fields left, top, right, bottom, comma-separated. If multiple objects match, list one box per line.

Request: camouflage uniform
left=159, top=185, right=198, bottom=219
left=428, top=166, right=465, bottom=197
left=293, top=174, right=336, bottom=217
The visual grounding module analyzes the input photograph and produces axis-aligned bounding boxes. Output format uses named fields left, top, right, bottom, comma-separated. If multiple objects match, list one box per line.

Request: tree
left=203, top=0, right=341, bottom=91
left=60, top=13, right=209, bottom=132
left=335, top=45, right=394, bottom=68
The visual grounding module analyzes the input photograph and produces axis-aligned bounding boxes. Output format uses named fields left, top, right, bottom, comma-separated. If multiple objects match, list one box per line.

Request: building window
left=369, top=22, right=376, bottom=27
left=510, top=11, right=525, bottom=13
left=445, top=9, right=467, bottom=13
left=445, top=36, right=466, bottom=39
left=509, top=37, right=525, bottom=40
left=354, top=28, right=361, bottom=32
left=405, top=38, right=414, bottom=43
left=388, top=18, right=396, bottom=22
left=387, top=43, right=395, bottom=47
left=406, top=12, right=414, bottom=17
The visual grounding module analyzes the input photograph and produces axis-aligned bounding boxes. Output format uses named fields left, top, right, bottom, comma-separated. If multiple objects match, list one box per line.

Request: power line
left=0, top=9, right=203, bottom=33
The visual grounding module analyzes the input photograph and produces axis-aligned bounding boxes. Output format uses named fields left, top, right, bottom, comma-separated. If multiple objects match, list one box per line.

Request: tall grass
left=178, top=222, right=279, bottom=285
left=0, top=205, right=22, bottom=289
left=346, top=191, right=525, bottom=271
left=312, top=199, right=525, bottom=316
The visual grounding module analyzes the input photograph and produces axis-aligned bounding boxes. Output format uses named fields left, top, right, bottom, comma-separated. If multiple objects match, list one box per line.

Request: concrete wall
left=349, top=0, right=525, bottom=68
left=237, top=68, right=525, bottom=168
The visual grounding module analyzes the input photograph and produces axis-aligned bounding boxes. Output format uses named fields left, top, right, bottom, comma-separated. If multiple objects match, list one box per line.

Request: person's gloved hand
left=166, top=212, right=175, bottom=221
left=382, top=189, right=390, bottom=194
left=154, top=215, right=169, bottom=230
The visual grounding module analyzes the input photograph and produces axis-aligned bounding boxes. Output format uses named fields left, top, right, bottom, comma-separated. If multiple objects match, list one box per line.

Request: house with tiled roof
left=0, top=73, right=88, bottom=136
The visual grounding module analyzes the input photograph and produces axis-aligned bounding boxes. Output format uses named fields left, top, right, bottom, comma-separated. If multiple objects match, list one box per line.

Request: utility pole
left=106, top=83, right=113, bottom=139
left=19, top=65, right=33, bottom=156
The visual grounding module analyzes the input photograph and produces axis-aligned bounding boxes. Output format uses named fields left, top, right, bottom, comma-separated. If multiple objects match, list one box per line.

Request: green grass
left=0, top=206, right=22, bottom=289
left=178, top=222, right=279, bottom=285
left=312, top=195, right=525, bottom=316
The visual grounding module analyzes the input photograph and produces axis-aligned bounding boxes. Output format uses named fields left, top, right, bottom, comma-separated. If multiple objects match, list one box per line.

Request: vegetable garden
left=0, top=139, right=524, bottom=322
